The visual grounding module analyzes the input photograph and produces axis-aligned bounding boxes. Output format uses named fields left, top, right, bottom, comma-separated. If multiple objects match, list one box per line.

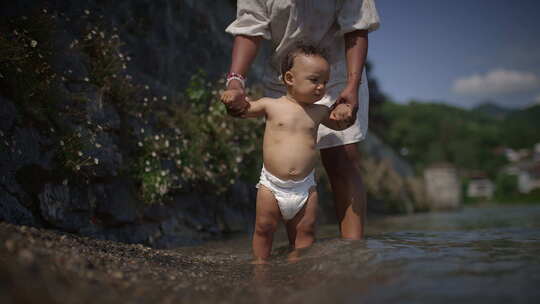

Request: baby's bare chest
left=266, top=106, right=324, bottom=134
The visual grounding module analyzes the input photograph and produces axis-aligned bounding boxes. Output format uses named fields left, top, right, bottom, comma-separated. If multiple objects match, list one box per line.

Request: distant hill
left=377, top=101, right=507, bottom=175
left=472, top=102, right=514, bottom=120
left=501, top=104, right=540, bottom=149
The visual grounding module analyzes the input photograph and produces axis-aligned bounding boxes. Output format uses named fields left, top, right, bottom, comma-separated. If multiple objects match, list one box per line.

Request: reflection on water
left=181, top=205, right=540, bottom=303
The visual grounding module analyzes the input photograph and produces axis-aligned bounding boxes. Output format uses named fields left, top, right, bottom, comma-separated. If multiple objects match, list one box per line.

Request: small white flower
left=140, top=128, right=145, bottom=134
left=138, top=141, right=143, bottom=147
left=60, top=140, right=65, bottom=146
left=84, top=77, right=89, bottom=82
left=144, top=97, right=148, bottom=102
left=164, top=140, right=170, bottom=148
left=176, top=160, right=182, bottom=165
left=84, top=9, right=90, bottom=15
left=162, top=96, right=167, bottom=101
left=145, top=160, right=150, bottom=166
left=144, top=85, right=149, bottom=90
left=159, top=184, right=168, bottom=195
left=154, top=135, right=159, bottom=141
left=236, top=156, right=242, bottom=163
left=77, top=151, right=83, bottom=157
left=161, top=170, right=166, bottom=176
left=75, top=165, right=81, bottom=171
left=151, top=151, right=157, bottom=158
left=95, top=143, right=102, bottom=148
left=50, top=127, right=55, bottom=132
left=30, top=40, right=37, bottom=48
left=94, top=158, right=99, bottom=165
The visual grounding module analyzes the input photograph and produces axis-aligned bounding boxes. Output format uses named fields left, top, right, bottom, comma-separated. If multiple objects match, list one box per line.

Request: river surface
left=182, top=205, right=540, bottom=304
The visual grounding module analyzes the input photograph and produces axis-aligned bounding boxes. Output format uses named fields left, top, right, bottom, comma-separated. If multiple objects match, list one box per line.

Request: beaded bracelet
left=226, top=72, right=246, bottom=89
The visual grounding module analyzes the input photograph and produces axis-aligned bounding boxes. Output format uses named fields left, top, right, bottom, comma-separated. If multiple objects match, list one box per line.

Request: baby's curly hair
left=280, top=42, right=329, bottom=81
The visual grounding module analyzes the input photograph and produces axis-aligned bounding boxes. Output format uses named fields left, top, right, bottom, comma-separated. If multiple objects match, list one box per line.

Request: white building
left=424, top=163, right=461, bottom=210
left=504, top=161, right=540, bottom=194
left=467, top=178, right=495, bottom=199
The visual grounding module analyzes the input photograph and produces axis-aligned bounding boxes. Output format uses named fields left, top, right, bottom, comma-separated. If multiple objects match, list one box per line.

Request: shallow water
left=180, top=205, right=540, bottom=303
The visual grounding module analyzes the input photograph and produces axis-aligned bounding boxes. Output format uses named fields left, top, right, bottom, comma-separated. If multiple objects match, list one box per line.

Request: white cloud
left=453, top=69, right=540, bottom=95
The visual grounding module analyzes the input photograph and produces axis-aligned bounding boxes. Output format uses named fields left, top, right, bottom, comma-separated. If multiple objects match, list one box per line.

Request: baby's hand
left=220, top=89, right=243, bottom=105
left=329, top=103, right=354, bottom=127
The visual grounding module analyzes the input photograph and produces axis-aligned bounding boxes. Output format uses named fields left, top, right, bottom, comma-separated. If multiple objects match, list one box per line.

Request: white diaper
left=256, top=166, right=316, bottom=220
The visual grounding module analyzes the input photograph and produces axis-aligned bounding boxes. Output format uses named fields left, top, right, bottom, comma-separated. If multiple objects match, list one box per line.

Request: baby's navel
left=288, top=167, right=299, bottom=176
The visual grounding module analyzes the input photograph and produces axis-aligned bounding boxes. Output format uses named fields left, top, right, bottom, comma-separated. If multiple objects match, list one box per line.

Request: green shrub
left=133, top=70, right=263, bottom=203
left=494, top=172, right=519, bottom=200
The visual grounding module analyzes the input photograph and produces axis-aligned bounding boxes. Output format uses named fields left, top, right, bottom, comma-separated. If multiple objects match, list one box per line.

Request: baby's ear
left=284, top=71, right=294, bottom=86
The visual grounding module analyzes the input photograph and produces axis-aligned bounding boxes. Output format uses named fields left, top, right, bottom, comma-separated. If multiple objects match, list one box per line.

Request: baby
left=221, top=43, right=352, bottom=263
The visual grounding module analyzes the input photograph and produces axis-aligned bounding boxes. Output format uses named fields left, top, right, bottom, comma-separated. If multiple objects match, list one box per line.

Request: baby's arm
left=221, top=89, right=268, bottom=118
left=244, top=98, right=269, bottom=118
left=321, top=103, right=352, bottom=130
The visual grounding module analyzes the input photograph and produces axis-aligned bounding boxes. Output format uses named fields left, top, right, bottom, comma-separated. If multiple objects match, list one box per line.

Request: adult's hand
left=220, top=88, right=250, bottom=117
left=331, top=85, right=359, bottom=127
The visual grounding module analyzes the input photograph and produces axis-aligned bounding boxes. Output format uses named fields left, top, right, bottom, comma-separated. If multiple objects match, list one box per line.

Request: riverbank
left=0, top=222, right=229, bottom=303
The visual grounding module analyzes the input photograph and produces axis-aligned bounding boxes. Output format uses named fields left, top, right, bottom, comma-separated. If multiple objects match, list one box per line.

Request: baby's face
left=286, top=54, right=330, bottom=104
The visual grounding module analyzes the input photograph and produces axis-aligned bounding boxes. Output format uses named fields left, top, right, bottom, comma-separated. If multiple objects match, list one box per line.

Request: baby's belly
left=263, top=135, right=317, bottom=181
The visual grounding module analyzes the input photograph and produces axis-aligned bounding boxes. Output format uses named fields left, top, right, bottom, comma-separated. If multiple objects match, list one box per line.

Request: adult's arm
left=333, top=29, right=369, bottom=126
left=332, top=0, right=380, bottom=126
left=222, top=35, right=263, bottom=117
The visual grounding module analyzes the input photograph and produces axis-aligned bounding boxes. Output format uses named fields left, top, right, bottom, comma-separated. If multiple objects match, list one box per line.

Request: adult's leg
left=320, top=143, right=366, bottom=239
left=252, top=186, right=282, bottom=263
left=285, top=188, right=318, bottom=249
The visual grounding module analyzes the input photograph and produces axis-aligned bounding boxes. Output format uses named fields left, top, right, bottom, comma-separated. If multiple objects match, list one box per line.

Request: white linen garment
left=226, top=0, right=380, bottom=148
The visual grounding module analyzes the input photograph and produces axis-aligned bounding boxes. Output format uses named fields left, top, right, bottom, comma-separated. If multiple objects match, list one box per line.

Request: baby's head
left=281, top=42, right=330, bottom=104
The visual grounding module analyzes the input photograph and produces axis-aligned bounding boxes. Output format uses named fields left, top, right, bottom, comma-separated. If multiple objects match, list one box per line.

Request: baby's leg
left=285, top=188, right=318, bottom=249
left=252, top=186, right=281, bottom=263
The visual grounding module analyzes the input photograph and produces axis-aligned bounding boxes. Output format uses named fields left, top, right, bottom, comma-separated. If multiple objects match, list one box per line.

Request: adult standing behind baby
left=222, top=0, right=380, bottom=239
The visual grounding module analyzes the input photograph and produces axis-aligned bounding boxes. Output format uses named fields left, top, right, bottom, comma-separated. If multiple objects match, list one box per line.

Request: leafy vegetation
left=0, top=9, right=263, bottom=204
left=376, top=101, right=508, bottom=176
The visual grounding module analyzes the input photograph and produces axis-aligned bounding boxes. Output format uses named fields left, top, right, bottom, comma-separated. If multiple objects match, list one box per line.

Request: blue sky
left=369, top=0, right=540, bottom=109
